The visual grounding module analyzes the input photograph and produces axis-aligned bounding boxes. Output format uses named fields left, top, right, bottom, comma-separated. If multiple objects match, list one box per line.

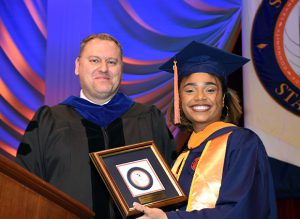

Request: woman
left=133, top=41, right=277, bottom=219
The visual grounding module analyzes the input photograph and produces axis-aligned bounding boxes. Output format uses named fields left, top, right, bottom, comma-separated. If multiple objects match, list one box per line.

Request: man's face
left=75, top=38, right=122, bottom=104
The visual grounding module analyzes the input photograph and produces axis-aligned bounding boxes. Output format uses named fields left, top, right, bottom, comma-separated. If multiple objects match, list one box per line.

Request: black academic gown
left=16, top=102, right=176, bottom=219
left=166, top=126, right=277, bottom=219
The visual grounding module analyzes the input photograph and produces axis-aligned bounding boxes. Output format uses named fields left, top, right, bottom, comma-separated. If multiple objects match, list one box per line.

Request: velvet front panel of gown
left=85, top=117, right=126, bottom=219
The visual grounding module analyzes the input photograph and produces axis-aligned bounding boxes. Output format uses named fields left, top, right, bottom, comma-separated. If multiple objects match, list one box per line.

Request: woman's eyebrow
left=183, top=81, right=217, bottom=88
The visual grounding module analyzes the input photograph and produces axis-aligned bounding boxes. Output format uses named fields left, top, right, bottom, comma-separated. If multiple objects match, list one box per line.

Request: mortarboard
left=159, top=41, right=249, bottom=124
left=159, top=41, right=249, bottom=82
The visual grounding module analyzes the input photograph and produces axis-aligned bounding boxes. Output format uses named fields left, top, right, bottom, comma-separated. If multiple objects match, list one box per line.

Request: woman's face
left=180, top=73, right=224, bottom=132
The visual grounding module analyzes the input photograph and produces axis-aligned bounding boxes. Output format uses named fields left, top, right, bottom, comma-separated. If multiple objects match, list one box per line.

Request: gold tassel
left=173, top=60, right=181, bottom=124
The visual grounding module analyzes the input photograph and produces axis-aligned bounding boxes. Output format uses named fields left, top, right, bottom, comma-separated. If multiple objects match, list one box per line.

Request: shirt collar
left=80, top=89, right=111, bottom=106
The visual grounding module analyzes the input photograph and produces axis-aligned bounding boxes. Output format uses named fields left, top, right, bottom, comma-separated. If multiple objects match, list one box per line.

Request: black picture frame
left=89, top=141, right=187, bottom=218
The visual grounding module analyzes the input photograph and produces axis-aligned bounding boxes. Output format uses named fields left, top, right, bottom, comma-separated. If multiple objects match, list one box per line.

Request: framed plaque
left=89, top=141, right=187, bottom=218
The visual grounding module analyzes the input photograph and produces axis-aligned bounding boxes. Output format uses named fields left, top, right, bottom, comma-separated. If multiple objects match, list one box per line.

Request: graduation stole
left=171, top=122, right=235, bottom=211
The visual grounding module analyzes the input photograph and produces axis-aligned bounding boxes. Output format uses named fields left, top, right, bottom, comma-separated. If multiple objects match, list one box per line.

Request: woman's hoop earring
left=223, top=105, right=229, bottom=118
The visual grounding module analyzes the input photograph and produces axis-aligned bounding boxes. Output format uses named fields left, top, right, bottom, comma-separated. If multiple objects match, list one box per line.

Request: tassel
left=173, top=60, right=181, bottom=124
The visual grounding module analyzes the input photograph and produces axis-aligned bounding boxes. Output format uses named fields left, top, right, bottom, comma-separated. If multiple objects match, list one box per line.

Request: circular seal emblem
left=191, top=157, right=199, bottom=171
left=251, top=0, right=300, bottom=116
left=127, top=167, right=153, bottom=190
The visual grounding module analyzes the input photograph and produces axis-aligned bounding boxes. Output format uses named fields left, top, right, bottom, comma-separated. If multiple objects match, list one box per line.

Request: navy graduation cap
left=159, top=41, right=249, bottom=83
left=159, top=41, right=249, bottom=125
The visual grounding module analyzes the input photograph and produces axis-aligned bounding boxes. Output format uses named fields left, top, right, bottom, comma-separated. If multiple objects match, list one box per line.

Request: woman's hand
left=133, top=202, right=168, bottom=219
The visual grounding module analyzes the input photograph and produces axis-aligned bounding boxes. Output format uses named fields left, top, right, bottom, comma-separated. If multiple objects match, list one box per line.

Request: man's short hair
left=79, top=33, right=123, bottom=58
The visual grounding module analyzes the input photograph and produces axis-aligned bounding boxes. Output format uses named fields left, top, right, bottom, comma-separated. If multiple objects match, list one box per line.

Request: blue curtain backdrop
left=0, top=0, right=241, bottom=156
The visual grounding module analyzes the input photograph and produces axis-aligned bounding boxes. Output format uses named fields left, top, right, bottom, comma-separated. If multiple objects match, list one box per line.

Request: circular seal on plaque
left=127, top=167, right=153, bottom=190
left=251, top=0, right=300, bottom=116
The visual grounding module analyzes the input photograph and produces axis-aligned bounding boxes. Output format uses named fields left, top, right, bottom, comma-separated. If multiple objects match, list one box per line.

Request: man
left=16, top=33, right=176, bottom=219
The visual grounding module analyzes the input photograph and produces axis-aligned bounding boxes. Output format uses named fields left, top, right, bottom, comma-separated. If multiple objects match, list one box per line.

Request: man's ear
left=75, top=57, right=79, bottom=75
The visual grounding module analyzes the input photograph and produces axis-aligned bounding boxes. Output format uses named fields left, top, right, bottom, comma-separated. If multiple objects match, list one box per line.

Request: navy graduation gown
left=166, top=126, right=277, bottom=219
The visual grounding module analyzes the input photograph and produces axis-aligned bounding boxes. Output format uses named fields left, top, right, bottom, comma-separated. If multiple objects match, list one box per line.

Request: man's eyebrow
left=87, top=55, right=118, bottom=59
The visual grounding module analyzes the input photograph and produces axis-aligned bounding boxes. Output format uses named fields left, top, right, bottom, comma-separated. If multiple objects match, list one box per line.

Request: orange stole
left=172, top=132, right=232, bottom=211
